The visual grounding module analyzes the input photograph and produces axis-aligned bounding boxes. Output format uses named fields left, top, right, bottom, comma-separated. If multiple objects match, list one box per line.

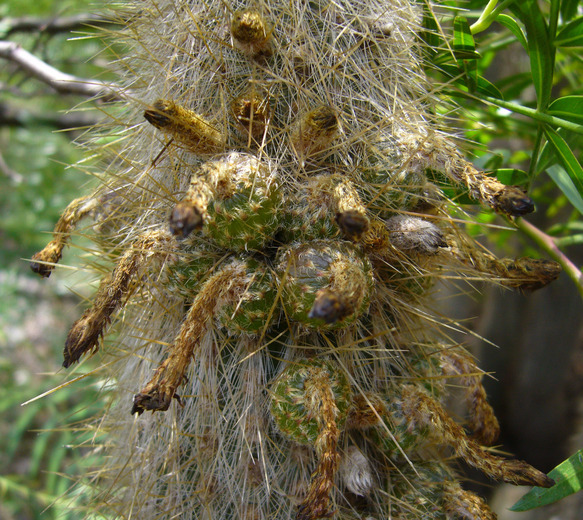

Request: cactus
left=30, top=0, right=561, bottom=518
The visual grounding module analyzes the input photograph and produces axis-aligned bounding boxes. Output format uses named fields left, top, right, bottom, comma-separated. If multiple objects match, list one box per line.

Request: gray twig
left=0, top=40, right=122, bottom=101
left=1, top=14, right=117, bottom=37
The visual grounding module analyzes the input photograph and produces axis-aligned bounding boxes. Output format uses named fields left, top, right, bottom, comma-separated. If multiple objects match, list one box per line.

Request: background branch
left=0, top=150, right=24, bottom=184
left=0, top=41, right=121, bottom=101
left=0, top=14, right=118, bottom=37
left=516, top=218, right=583, bottom=298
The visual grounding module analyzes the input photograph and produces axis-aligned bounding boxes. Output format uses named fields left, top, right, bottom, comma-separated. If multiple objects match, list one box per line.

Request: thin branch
left=516, top=217, right=583, bottom=299
left=0, top=150, right=24, bottom=184
left=0, top=41, right=121, bottom=101
left=1, top=14, right=118, bottom=37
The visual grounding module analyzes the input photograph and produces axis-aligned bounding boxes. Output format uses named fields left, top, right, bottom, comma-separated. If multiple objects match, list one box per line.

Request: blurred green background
left=1, top=1, right=113, bottom=518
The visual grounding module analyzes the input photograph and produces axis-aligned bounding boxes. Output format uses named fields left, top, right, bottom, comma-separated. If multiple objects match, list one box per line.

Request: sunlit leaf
left=496, top=14, right=527, bottom=49
left=556, top=16, right=583, bottom=48
left=453, top=16, right=480, bottom=59
left=511, top=450, right=583, bottom=511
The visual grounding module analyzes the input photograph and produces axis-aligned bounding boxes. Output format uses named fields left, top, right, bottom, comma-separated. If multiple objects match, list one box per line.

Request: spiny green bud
left=217, top=257, right=277, bottom=334
left=164, top=247, right=221, bottom=299
left=170, top=152, right=282, bottom=251
left=277, top=240, right=373, bottom=329
left=270, top=359, right=351, bottom=445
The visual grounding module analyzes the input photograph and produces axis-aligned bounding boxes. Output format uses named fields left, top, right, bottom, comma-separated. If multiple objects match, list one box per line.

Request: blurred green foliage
left=1, top=0, right=114, bottom=265
left=1, top=0, right=115, bottom=518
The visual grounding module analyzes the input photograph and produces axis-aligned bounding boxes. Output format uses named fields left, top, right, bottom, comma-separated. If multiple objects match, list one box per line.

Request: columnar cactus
left=31, top=1, right=560, bottom=519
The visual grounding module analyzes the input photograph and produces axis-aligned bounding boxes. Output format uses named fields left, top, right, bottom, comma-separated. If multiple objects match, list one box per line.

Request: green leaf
left=536, top=127, right=582, bottom=173
left=475, top=75, right=504, bottom=99
left=497, top=14, right=527, bottom=50
left=545, top=126, right=583, bottom=195
left=548, top=96, right=583, bottom=126
left=547, top=165, right=583, bottom=215
left=461, top=58, right=478, bottom=92
left=511, top=0, right=554, bottom=110
left=453, top=16, right=480, bottom=59
left=436, top=64, right=503, bottom=100
left=555, top=234, right=583, bottom=248
left=556, top=16, right=583, bottom=47
left=495, top=168, right=529, bottom=185
left=421, top=10, right=441, bottom=50
left=561, top=0, right=580, bottom=23
left=510, top=450, right=583, bottom=511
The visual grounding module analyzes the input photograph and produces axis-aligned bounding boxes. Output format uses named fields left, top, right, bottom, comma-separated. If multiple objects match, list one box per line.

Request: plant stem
left=516, top=218, right=583, bottom=298
left=481, top=96, right=583, bottom=135
left=470, top=0, right=516, bottom=34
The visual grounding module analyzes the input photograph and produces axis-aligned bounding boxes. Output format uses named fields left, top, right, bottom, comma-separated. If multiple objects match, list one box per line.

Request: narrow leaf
left=555, top=234, right=583, bottom=248
left=545, top=126, right=583, bottom=194
left=510, top=450, right=583, bottom=511
left=547, top=165, right=583, bottom=215
left=461, top=58, right=478, bottom=92
left=555, top=16, right=583, bottom=47
left=536, top=128, right=580, bottom=173
left=436, top=64, right=503, bottom=99
left=421, top=10, right=441, bottom=52
left=511, top=1, right=554, bottom=109
left=497, top=14, right=527, bottom=50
